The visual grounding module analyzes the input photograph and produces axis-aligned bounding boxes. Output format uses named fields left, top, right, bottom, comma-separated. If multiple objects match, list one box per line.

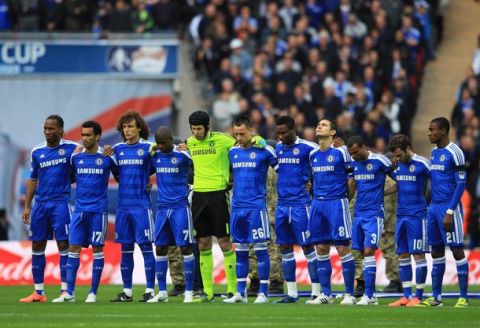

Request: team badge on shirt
left=409, top=164, right=415, bottom=172
left=58, top=148, right=66, bottom=156
left=440, top=154, right=445, bottom=162
left=137, top=149, right=144, bottom=156
left=293, top=148, right=300, bottom=155
left=209, top=141, right=215, bottom=147
left=366, top=163, right=373, bottom=171
left=249, top=152, right=256, bottom=159
left=95, top=158, right=103, bottom=166
left=171, top=157, right=178, bottom=165
left=327, top=155, right=334, bottom=162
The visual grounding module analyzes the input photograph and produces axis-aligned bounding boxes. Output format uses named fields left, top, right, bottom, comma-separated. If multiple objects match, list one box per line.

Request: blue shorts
left=69, top=211, right=108, bottom=247
left=427, top=203, right=464, bottom=247
left=310, top=198, right=352, bottom=245
left=230, top=208, right=270, bottom=244
left=351, top=216, right=384, bottom=251
left=155, top=206, right=195, bottom=247
left=29, top=201, right=71, bottom=241
left=275, top=205, right=311, bottom=246
left=115, top=208, right=154, bottom=244
left=395, top=216, right=428, bottom=254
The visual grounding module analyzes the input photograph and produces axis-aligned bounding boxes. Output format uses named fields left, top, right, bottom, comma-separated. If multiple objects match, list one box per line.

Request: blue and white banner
left=0, top=40, right=179, bottom=77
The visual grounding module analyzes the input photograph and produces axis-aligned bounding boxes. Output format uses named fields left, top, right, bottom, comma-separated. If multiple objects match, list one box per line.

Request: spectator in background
left=64, top=0, right=91, bottom=31
left=379, top=90, right=401, bottom=135
left=108, top=0, right=132, bottom=32
left=229, top=38, right=252, bottom=80
left=152, top=0, right=179, bottom=31
left=212, top=78, right=241, bottom=131
left=414, top=0, right=435, bottom=60
left=401, top=15, right=421, bottom=76
left=272, top=80, right=294, bottom=111
left=0, top=208, right=8, bottom=240
left=233, top=4, right=257, bottom=39
left=39, top=0, right=64, bottom=31
left=472, top=34, right=480, bottom=75
left=17, top=0, right=41, bottom=31
left=278, top=0, right=299, bottom=32
left=195, top=36, right=218, bottom=79
left=131, top=0, right=154, bottom=33
left=0, top=0, right=19, bottom=31
left=259, top=13, right=287, bottom=45
left=452, top=89, right=478, bottom=135
left=344, top=13, right=367, bottom=42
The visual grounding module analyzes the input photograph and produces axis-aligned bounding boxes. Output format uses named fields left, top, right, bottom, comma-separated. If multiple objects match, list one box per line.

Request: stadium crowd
left=1, top=0, right=443, bottom=153
left=452, top=33, right=480, bottom=248
left=190, top=0, right=442, bottom=152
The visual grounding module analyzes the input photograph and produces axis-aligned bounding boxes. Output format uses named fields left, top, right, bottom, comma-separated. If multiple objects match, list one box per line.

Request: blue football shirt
left=352, top=152, right=392, bottom=217
left=113, top=139, right=154, bottom=209
left=430, top=142, right=466, bottom=207
left=71, top=149, right=118, bottom=213
left=29, top=139, right=78, bottom=203
left=390, top=154, right=430, bottom=218
left=229, top=145, right=278, bottom=209
left=276, top=137, right=318, bottom=206
left=152, top=146, right=192, bottom=208
left=310, top=145, right=353, bottom=200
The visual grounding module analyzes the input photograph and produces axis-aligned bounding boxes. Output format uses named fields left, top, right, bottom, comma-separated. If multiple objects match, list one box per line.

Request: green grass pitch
left=1, top=285, right=479, bottom=327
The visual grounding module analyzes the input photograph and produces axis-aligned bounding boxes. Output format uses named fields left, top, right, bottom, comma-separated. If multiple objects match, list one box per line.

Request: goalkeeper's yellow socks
left=223, top=249, right=237, bottom=294
left=200, top=250, right=214, bottom=298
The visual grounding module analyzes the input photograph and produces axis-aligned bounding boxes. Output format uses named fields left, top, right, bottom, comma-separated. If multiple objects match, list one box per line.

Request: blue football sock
left=139, top=243, right=155, bottom=290
left=431, top=256, right=445, bottom=301
left=316, top=254, right=332, bottom=296
left=304, top=250, right=319, bottom=284
left=281, top=251, right=296, bottom=282
left=255, top=244, right=270, bottom=296
left=363, top=256, right=376, bottom=298
left=155, top=256, right=168, bottom=292
left=183, top=254, right=195, bottom=292
left=59, top=249, right=69, bottom=289
left=235, top=244, right=249, bottom=296
left=32, top=250, right=46, bottom=295
left=456, top=258, right=469, bottom=299
left=91, top=252, right=104, bottom=295
left=121, top=244, right=135, bottom=290
left=415, top=259, right=427, bottom=299
left=399, top=257, right=412, bottom=298
left=66, top=252, right=80, bottom=295
left=340, top=253, right=355, bottom=295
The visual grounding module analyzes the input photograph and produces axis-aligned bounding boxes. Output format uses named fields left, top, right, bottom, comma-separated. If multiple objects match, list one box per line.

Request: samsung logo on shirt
left=431, top=165, right=445, bottom=171
left=39, top=158, right=67, bottom=168
left=396, top=175, right=416, bottom=181
left=77, top=168, right=104, bottom=174
left=232, top=162, right=256, bottom=168
left=119, top=159, right=144, bottom=165
left=156, top=167, right=179, bottom=173
left=354, top=174, right=375, bottom=180
left=278, top=158, right=300, bottom=164
left=313, top=166, right=334, bottom=172
left=192, top=149, right=216, bottom=155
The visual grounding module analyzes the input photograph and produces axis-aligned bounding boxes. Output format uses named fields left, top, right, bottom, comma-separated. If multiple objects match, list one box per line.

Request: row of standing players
left=19, top=110, right=469, bottom=307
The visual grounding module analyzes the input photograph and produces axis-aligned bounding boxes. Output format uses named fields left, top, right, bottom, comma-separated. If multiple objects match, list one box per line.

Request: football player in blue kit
left=110, top=111, right=156, bottom=302
left=20, top=115, right=78, bottom=303
left=309, top=118, right=356, bottom=305
left=272, top=116, right=321, bottom=304
left=418, top=117, right=469, bottom=308
left=147, top=127, right=196, bottom=304
left=386, top=134, right=430, bottom=307
left=346, top=135, right=393, bottom=306
left=53, top=121, right=118, bottom=303
left=224, top=115, right=278, bottom=304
